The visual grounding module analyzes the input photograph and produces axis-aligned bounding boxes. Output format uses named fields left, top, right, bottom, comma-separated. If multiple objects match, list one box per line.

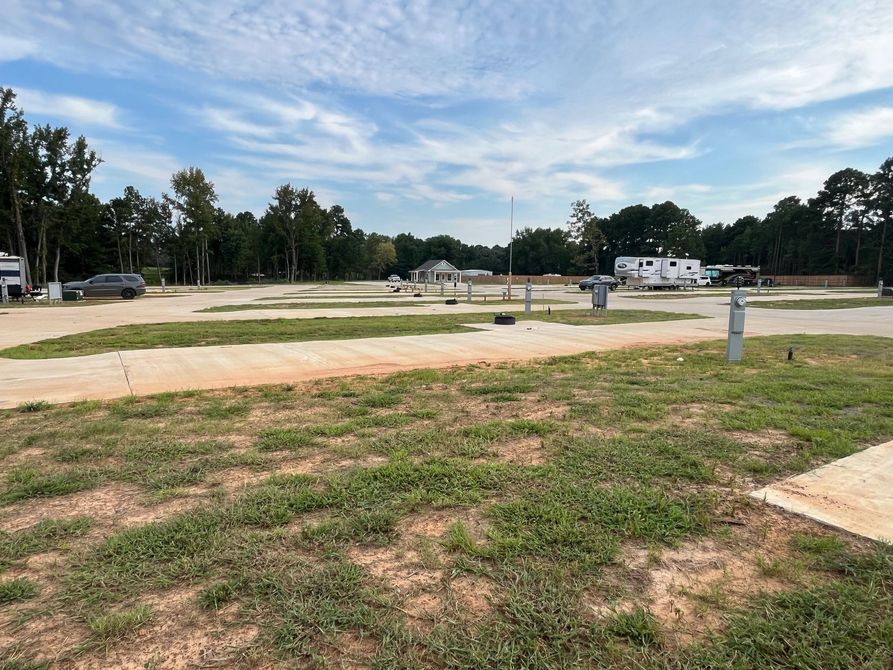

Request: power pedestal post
left=524, top=281, right=533, bottom=314
left=467, top=281, right=473, bottom=304
left=592, top=284, right=608, bottom=315
left=726, top=289, right=747, bottom=362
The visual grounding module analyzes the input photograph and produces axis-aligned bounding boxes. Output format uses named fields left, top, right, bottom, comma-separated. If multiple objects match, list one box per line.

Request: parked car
left=579, top=274, right=620, bottom=291
left=697, top=275, right=712, bottom=286
left=387, top=274, right=402, bottom=283
left=63, top=273, right=146, bottom=299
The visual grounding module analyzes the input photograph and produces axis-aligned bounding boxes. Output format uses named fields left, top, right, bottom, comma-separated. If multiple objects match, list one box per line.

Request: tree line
left=2, top=87, right=891, bottom=285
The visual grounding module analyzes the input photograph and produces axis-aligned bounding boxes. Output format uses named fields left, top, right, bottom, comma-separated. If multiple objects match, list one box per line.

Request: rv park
left=2, top=3, right=893, bottom=668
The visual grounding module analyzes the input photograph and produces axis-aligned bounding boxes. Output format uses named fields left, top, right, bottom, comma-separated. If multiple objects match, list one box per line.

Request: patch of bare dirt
left=490, top=436, right=547, bottom=465
left=329, top=630, right=379, bottom=670
left=396, top=507, right=488, bottom=544
left=583, top=506, right=837, bottom=647
left=71, top=587, right=259, bottom=669
left=2, top=446, right=48, bottom=468
left=728, top=428, right=793, bottom=448
left=447, top=575, right=496, bottom=616
left=0, top=483, right=197, bottom=534
left=0, top=610, right=88, bottom=664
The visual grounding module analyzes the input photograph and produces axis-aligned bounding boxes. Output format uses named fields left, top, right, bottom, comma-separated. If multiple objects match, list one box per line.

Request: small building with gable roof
left=409, top=259, right=460, bottom=284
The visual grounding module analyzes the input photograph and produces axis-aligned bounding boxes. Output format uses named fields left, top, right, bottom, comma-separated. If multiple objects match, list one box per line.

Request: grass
left=0, top=334, right=890, bottom=666
left=0, top=578, right=39, bottom=603
left=198, top=297, right=575, bottom=312
left=750, top=296, right=893, bottom=309
left=0, top=309, right=702, bottom=359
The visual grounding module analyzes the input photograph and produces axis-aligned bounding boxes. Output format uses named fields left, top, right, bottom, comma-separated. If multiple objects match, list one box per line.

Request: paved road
left=0, top=281, right=880, bottom=348
left=0, top=283, right=890, bottom=407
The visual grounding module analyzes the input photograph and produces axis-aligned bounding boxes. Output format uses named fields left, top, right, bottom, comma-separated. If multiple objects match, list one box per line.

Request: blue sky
left=2, top=0, right=893, bottom=245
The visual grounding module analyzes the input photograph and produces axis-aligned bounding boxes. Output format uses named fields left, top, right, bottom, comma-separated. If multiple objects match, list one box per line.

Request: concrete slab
left=751, top=440, right=893, bottom=543
left=0, top=317, right=724, bottom=407
left=0, top=353, right=132, bottom=407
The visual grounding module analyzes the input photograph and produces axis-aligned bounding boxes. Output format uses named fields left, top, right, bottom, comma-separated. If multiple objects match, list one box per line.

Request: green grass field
left=198, top=298, right=574, bottom=313
left=0, top=309, right=701, bottom=359
left=750, top=297, right=893, bottom=310
left=0, top=335, right=891, bottom=667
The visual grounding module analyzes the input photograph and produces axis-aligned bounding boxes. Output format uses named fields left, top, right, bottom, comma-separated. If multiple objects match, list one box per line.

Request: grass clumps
left=88, top=604, right=153, bottom=641
left=0, top=578, right=40, bottom=603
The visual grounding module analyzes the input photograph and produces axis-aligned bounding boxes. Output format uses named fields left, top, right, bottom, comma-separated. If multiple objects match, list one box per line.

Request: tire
left=610, top=284, right=617, bottom=291
left=121, top=288, right=136, bottom=300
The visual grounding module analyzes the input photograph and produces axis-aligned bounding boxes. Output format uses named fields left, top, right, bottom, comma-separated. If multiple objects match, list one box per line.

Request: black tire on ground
left=122, top=288, right=136, bottom=300
left=494, top=314, right=516, bottom=325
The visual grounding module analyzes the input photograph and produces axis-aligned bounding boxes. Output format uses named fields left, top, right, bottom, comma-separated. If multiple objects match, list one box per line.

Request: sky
left=2, top=0, right=893, bottom=245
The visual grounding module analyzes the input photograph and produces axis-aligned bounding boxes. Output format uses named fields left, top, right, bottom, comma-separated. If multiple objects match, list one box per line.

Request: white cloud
left=0, top=35, right=36, bottom=62
left=10, top=87, right=120, bottom=128
left=825, top=106, right=893, bottom=149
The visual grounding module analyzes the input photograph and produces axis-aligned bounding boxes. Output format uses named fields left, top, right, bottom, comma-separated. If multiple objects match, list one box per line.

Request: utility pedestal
left=726, top=289, right=747, bottom=362
left=466, top=281, right=473, bottom=304
left=592, top=284, right=608, bottom=315
left=524, top=281, right=533, bottom=314
left=879, top=280, right=884, bottom=298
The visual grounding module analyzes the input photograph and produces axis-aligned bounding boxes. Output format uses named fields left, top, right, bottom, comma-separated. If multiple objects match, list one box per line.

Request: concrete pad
left=0, top=353, right=132, bottom=407
left=751, top=440, right=893, bottom=543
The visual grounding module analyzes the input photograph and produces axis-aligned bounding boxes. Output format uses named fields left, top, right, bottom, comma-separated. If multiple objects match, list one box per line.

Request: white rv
left=0, top=254, right=26, bottom=296
left=614, top=256, right=701, bottom=289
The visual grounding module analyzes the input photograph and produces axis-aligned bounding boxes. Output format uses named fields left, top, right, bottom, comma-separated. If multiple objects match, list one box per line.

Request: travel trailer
left=0, top=254, right=26, bottom=297
left=613, top=256, right=701, bottom=289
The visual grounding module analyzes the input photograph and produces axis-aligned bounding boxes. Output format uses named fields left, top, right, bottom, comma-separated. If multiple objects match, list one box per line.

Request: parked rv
left=0, top=254, right=27, bottom=298
left=704, top=265, right=760, bottom=286
left=613, top=256, right=701, bottom=289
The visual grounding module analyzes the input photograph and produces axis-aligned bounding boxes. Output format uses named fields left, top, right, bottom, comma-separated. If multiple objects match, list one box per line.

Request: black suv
left=578, top=275, right=620, bottom=291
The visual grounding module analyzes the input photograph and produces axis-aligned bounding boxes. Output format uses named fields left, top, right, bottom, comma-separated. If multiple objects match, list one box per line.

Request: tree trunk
left=9, top=184, right=31, bottom=284
left=877, top=216, right=888, bottom=282
left=53, top=246, right=61, bottom=283
left=128, top=232, right=133, bottom=273
left=117, top=235, right=124, bottom=273
left=854, top=215, right=864, bottom=270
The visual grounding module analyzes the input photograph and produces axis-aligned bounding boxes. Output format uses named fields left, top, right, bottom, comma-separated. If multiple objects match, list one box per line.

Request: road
left=0, top=283, right=889, bottom=408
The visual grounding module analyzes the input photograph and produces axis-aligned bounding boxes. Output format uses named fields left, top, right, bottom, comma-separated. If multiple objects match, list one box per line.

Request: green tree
left=167, top=167, right=217, bottom=285
left=871, top=157, right=893, bottom=282
left=369, top=239, right=397, bottom=279
left=0, top=88, right=31, bottom=282
left=566, top=199, right=606, bottom=272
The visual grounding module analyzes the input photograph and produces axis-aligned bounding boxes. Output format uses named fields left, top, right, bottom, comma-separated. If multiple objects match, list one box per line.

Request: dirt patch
left=71, top=587, right=259, bottom=669
left=490, top=436, right=547, bottom=465
left=584, top=506, right=830, bottom=647
left=0, top=610, right=89, bottom=664
left=728, top=428, right=793, bottom=448
left=0, top=483, right=197, bottom=533
left=397, top=507, right=488, bottom=544
left=447, top=575, right=496, bottom=616
left=2, top=446, right=48, bottom=468
left=330, top=630, right=379, bottom=669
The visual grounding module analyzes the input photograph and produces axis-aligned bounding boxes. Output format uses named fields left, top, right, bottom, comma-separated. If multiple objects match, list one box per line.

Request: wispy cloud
left=825, top=106, right=893, bottom=149
left=11, top=87, right=120, bottom=128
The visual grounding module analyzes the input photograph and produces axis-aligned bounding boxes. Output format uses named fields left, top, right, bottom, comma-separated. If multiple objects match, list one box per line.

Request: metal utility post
left=440, top=282, right=445, bottom=296
left=592, top=284, right=608, bottom=315
left=726, top=289, right=747, bottom=362
left=466, top=281, right=473, bottom=304
left=161, top=278, right=166, bottom=293
left=879, top=280, right=884, bottom=298
left=524, top=280, right=532, bottom=314
left=0, top=279, right=8, bottom=305
left=507, top=196, right=514, bottom=300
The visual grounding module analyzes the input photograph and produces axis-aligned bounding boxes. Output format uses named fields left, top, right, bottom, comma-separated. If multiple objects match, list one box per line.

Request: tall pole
left=508, top=196, right=514, bottom=300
